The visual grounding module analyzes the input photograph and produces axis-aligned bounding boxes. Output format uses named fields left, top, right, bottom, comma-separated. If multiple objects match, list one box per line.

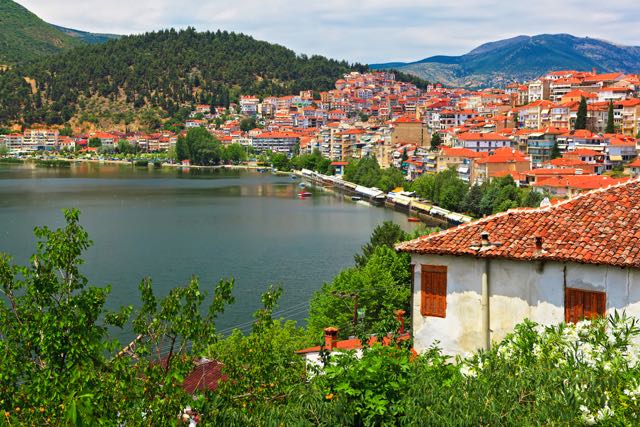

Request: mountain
left=0, top=0, right=85, bottom=64
left=0, top=28, right=365, bottom=128
left=371, top=34, right=640, bottom=87
left=51, top=25, right=121, bottom=45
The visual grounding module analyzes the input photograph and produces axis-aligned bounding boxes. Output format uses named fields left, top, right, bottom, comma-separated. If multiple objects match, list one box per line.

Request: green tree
left=0, top=209, right=235, bottom=425
left=307, top=246, right=411, bottom=340
left=176, top=135, right=190, bottom=162
left=344, top=156, right=381, bottom=188
left=117, top=139, right=135, bottom=155
left=88, top=137, right=102, bottom=148
left=240, top=116, right=257, bottom=132
left=271, top=152, right=291, bottom=171
left=184, top=127, right=222, bottom=165
left=378, top=167, right=406, bottom=192
left=59, top=125, right=73, bottom=137
left=575, top=96, right=588, bottom=130
left=461, top=184, right=483, bottom=217
left=550, top=140, right=561, bottom=159
left=430, top=133, right=443, bottom=150
left=606, top=100, right=615, bottom=134
left=354, top=221, right=408, bottom=267
left=222, top=143, right=247, bottom=164
left=207, top=286, right=307, bottom=410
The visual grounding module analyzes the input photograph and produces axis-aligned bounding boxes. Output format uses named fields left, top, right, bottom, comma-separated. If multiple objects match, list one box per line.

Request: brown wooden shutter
left=565, top=288, right=606, bottom=323
left=421, top=265, right=447, bottom=318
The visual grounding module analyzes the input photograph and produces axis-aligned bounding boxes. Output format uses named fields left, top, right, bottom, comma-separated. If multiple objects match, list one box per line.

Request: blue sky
left=17, top=0, right=640, bottom=63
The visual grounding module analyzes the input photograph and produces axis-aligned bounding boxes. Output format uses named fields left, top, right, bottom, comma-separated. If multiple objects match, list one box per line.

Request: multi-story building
left=436, top=147, right=486, bottom=183
left=454, top=132, right=513, bottom=153
left=528, top=79, right=551, bottom=102
left=471, top=148, right=530, bottom=185
left=251, top=132, right=300, bottom=153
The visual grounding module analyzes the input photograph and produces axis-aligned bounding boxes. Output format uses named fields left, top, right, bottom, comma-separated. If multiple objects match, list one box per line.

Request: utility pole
left=333, top=292, right=360, bottom=327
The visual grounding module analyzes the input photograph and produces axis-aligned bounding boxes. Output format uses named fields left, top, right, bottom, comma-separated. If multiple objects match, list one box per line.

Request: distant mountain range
left=0, top=0, right=119, bottom=64
left=371, top=34, right=640, bottom=88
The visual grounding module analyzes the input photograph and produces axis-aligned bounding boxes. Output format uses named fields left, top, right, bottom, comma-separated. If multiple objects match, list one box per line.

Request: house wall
left=392, top=123, right=424, bottom=147
left=411, top=254, right=640, bottom=355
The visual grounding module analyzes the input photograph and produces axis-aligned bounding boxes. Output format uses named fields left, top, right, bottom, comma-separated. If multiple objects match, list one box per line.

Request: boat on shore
left=351, top=196, right=362, bottom=201
left=408, top=217, right=421, bottom=223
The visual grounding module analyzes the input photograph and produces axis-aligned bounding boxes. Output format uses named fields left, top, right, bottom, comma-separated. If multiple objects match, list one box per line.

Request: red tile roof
left=397, top=178, right=640, bottom=268
left=457, top=132, right=511, bottom=141
left=531, top=175, right=627, bottom=190
left=439, top=146, right=487, bottom=158
left=475, top=148, right=528, bottom=164
left=182, top=360, right=226, bottom=394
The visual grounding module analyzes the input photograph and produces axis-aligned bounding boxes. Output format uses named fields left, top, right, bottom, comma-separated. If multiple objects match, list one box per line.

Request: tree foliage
left=430, top=133, right=443, bottom=150
left=0, top=209, right=235, bottom=425
left=290, top=149, right=332, bottom=174
left=606, top=100, right=615, bottom=134
left=177, top=127, right=222, bottom=165
left=575, top=96, right=588, bottom=130
left=0, top=28, right=365, bottom=126
left=411, top=169, right=544, bottom=217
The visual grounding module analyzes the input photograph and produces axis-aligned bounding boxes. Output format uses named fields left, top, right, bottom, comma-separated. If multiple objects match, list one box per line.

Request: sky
left=16, top=0, right=640, bottom=64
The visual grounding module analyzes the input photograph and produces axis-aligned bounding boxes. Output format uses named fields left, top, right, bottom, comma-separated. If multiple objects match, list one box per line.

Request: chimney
left=481, top=231, right=490, bottom=247
left=395, top=309, right=406, bottom=334
left=535, top=233, right=544, bottom=251
left=324, top=327, right=339, bottom=350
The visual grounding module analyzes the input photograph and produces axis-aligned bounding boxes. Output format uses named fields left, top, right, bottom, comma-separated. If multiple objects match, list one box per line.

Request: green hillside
left=0, top=28, right=365, bottom=126
left=52, top=25, right=121, bottom=45
left=0, top=0, right=83, bottom=64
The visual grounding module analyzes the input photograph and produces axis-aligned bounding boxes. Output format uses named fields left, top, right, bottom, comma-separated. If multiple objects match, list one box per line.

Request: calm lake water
left=0, top=162, right=416, bottom=341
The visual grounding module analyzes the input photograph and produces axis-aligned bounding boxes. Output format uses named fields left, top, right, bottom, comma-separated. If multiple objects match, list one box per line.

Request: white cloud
left=15, top=0, right=640, bottom=63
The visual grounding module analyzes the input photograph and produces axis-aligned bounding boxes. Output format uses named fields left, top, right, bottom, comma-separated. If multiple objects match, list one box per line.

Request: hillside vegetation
left=51, top=24, right=121, bottom=45
left=0, top=0, right=83, bottom=64
left=0, top=27, right=365, bottom=126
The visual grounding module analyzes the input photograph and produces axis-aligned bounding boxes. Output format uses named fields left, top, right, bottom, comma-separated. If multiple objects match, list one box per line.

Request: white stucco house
left=397, top=179, right=640, bottom=356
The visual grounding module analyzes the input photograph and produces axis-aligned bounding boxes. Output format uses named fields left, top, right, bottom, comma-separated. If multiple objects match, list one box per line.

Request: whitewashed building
left=397, top=180, right=640, bottom=356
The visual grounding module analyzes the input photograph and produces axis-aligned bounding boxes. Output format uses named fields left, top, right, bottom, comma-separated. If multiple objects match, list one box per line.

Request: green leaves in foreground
left=0, top=208, right=235, bottom=425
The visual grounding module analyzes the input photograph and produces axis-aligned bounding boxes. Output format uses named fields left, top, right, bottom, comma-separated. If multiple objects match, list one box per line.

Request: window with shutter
left=421, top=265, right=447, bottom=318
left=565, top=288, right=606, bottom=323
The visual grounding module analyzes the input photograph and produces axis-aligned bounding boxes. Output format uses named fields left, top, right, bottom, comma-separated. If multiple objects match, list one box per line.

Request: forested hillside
left=0, top=28, right=365, bottom=126
left=0, top=0, right=83, bottom=64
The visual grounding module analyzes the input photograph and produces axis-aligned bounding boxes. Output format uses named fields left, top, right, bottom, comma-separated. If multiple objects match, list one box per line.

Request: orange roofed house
left=397, top=179, right=640, bottom=355
left=471, top=147, right=530, bottom=185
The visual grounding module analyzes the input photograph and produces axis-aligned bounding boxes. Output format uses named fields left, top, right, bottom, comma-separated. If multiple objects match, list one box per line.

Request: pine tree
left=575, top=97, right=588, bottom=130
left=550, top=141, right=561, bottom=159
left=430, top=133, right=443, bottom=151
left=605, top=101, right=615, bottom=134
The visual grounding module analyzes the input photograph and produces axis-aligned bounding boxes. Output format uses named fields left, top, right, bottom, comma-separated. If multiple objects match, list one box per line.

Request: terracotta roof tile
left=397, top=179, right=640, bottom=268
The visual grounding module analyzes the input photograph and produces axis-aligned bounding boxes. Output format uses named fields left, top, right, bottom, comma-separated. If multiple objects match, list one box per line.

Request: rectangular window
left=565, top=288, right=606, bottom=323
left=421, top=265, right=447, bottom=318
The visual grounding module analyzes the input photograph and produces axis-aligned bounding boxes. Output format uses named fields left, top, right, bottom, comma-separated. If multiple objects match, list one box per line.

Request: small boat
left=351, top=196, right=362, bottom=201
left=290, top=174, right=299, bottom=180
left=298, top=182, right=307, bottom=188
left=299, top=192, right=312, bottom=197
left=408, top=217, right=421, bottom=223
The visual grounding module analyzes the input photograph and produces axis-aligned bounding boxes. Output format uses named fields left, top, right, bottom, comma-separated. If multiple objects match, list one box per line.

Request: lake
left=0, top=162, right=417, bottom=341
